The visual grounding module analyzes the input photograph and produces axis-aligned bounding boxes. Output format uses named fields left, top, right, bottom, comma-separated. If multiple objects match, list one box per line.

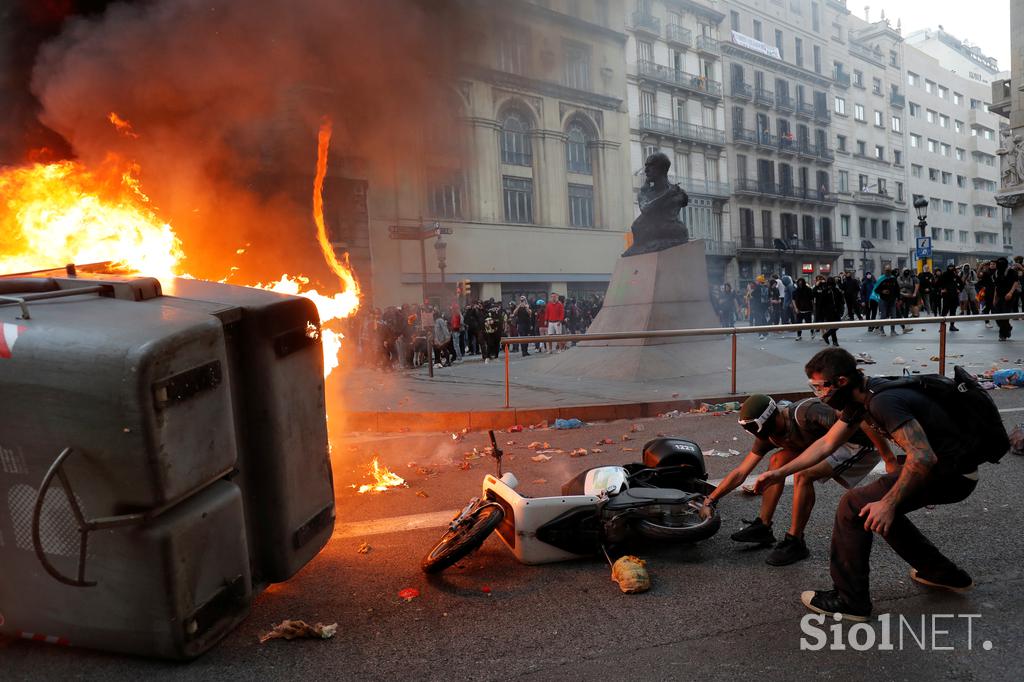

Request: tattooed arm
left=860, top=418, right=936, bottom=535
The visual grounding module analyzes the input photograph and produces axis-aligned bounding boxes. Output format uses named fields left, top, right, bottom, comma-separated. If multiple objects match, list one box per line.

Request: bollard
left=731, top=331, right=737, bottom=395
left=504, top=344, right=510, bottom=408
left=938, top=320, right=947, bottom=376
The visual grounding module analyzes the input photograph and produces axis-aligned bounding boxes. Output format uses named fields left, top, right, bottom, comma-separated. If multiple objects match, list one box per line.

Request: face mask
left=809, top=374, right=858, bottom=410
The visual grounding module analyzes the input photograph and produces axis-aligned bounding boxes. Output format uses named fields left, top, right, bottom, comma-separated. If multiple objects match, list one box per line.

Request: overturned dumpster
left=0, top=271, right=335, bottom=659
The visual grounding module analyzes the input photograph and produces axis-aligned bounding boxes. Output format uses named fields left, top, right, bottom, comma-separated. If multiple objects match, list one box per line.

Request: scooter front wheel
left=635, top=506, right=721, bottom=543
left=421, top=502, right=505, bottom=574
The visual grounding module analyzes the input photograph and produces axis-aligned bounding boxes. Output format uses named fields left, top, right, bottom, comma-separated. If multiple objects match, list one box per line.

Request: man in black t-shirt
left=756, top=348, right=979, bottom=622
left=701, top=394, right=895, bottom=566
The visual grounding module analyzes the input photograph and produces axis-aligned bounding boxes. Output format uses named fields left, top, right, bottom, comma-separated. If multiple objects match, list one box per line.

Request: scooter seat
left=604, top=487, right=695, bottom=509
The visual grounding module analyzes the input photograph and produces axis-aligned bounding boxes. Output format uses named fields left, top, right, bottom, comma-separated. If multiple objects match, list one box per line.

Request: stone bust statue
left=622, top=152, right=689, bottom=256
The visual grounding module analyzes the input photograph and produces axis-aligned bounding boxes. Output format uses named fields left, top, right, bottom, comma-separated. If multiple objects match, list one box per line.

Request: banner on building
left=731, top=31, right=781, bottom=60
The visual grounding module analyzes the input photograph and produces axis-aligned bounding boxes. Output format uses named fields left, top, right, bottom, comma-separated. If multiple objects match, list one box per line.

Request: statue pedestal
left=538, top=240, right=760, bottom=384
left=582, top=241, right=719, bottom=345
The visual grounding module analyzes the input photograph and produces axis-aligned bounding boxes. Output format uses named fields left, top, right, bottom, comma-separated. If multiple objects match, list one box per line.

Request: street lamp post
left=913, top=196, right=930, bottom=273
left=433, top=234, right=447, bottom=285
left=860, top=239, right=875, bottom=276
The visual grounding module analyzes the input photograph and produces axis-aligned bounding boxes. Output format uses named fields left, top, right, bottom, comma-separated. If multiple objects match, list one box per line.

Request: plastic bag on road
left=553, top=418, right=584, bottom=429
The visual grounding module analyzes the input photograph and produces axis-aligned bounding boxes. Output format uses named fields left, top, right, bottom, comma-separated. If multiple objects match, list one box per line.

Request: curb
left=339, top=390, right=813, bottom=433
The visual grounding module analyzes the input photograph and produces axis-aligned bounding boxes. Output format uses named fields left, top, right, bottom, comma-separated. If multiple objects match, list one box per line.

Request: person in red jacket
left=545, top=292, right=565, bottom=352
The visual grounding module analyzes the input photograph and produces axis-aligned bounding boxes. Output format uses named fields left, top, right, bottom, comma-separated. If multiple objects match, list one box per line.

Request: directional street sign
left=915, top=236, right=932, bottom=260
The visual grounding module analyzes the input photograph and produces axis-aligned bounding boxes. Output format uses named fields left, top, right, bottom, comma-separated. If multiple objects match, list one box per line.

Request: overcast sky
left=876, top=0, right=1011, bottom=71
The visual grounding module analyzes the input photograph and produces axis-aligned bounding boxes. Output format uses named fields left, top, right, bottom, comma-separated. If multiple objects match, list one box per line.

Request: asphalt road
left=4, top=392, right=1024, bottom=681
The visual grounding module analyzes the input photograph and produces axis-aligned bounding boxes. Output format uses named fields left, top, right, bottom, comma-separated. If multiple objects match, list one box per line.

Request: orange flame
left=356, top=457, right=407, bottom=494
left=0, top=115, right=359, bottom=379
left=0, top=157, right=183, bottom=281
left=107, top=112, right=139, bottom=138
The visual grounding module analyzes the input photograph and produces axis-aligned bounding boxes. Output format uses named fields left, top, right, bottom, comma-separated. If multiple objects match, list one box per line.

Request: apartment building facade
left=903, top=29, right=1006, bottom=266
left=361, top=0, right=633, bottom=307
left=828, top=13, right=911, bottom=275
left=719, top=0, right=842, bottom=284
left=624, top=0, right=733, bottom=281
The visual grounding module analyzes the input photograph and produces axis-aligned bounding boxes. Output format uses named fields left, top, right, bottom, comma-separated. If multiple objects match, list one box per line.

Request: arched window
left=565, top=122, right=593, bottom=174
left=500, top=111, right=532, bottom=166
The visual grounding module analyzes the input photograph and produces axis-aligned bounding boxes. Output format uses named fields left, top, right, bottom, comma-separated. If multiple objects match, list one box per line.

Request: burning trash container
left=0, top=272, right=335, bottom=659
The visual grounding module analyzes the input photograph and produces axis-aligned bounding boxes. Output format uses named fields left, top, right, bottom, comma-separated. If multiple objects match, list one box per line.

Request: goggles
left=808, top=377, right=845, bottom=399
left=737, top=397, right=777, bottom=435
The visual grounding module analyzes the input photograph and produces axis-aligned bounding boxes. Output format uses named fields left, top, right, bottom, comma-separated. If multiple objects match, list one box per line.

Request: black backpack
left=865, top=366, right=1010, bottom=469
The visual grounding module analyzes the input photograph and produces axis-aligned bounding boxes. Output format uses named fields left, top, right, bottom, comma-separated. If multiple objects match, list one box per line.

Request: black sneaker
left=910, top=568, right=974, bottom=592
left=766, top=533, right=810, bottom=566
left=800, top=589, right=870, bottom=623
left=730, top=517, right=776, bottom=545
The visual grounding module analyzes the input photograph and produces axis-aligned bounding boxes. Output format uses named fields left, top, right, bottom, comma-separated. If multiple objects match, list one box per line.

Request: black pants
left=482, top=332, right=501, bottom=359
left=941, top=294, right=959, bottom=319
left=795, top=310, right=812, bottom=337
left=822, top=327, right=838, bottom=345
left=845, top=295, right=861, bottom=319
left=466, top=329, right=479, bottom=355
left=995, top=297, right=1014, bottom=339
left=830, top=471, right=976, bottom=613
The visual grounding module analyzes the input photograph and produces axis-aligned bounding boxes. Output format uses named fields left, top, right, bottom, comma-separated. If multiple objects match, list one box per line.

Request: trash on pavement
left=660, top=410, right=682, bottom=418
left=531, top=454, right=553, bottom=462
left=630, top=423, right=645, bottom=432
left=508, top=425, right=524, bottom=432
left=357, top=542, right=371, bottom=554
left=611, top=555, right=650, bottom=594
left=892, top=356, right=907, bottom=365
left=531, top=479, right=547, bottom=485
left=528, top=441, right=551, bottom=450
left=259, top=620, right=338, bottom=643
left=569, top=448, right=588, bottom=457
left=597, top=438, right=615, bottom=445
left=398, top=588, right=420, bottom=602
left=416, top=490, right=429, bottom=498
left=458, top=462, right=473, bottom=470
left=621, top=434, right=632, bottom=441
left=553, top=418, right=584, bottom=429
left=592, top=448, right=604, bottom=454
left=855, top=352, right=875, bottom=365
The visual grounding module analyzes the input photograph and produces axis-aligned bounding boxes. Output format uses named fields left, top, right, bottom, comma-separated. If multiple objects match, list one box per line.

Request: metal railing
left=637, top=113, right=726, bottom=145
left=498, top=313, right=1024, bottom=408
left=636, top=60, right=723, bottom=96
left=632, top=11, right=661, bottom=34
left=666, top=24, right=692, bottom=47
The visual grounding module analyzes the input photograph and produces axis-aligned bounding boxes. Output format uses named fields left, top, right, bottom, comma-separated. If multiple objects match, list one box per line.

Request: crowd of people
left=711, top=255, right=1023, bottom=345
left=346, top=294, right=604, bottom=370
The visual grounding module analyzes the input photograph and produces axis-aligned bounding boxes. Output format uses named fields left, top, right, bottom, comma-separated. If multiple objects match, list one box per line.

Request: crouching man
left=755, top=347, right=979, bottom=622
left=700, top=394, right=897, bottom=566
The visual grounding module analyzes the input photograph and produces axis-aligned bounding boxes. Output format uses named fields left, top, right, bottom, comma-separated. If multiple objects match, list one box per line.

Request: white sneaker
left=484, top=358, right=490, bottom=364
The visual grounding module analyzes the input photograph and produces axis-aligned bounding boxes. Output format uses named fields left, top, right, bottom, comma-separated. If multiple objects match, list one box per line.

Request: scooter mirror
left=488, top=430, right=503, bottom=477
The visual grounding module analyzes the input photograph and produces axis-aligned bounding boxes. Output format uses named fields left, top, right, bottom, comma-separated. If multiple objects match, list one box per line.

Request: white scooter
left=421, top=431, right=720, bottom=573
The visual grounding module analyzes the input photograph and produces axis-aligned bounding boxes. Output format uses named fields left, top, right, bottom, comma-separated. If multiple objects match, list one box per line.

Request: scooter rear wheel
left=421, top=502, right=505, bottom=574
left=635, top=506, right=721, bottom=542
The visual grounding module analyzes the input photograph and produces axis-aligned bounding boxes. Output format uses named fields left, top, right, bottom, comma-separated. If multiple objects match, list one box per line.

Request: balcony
left=796, top=141, right=817, bottom=159
left=637, top=113, right=726, bottom=146
left=852, top=190, right=895, bottom=208
left=636, top=60, right=723, bottom=98
left=670, top=175, right=732, bottom=198
left=816, top=146, right=835, bottom=163
left=731, top=81, right=753, bottom=100
left=795, top=102, right=815, bottom=119
left=777, top=135, right=797, bottom=156
left=756, top=131, right=778, bottom=151
left=632, top=11, right=661, bottom=37
left=738, top=235, right=843, bottom=252
left=833, top=70, right=851, bottom=88
left=732, top=128, right=758, bottom=146
left=702, top=239, right=738, bottom=257
left=890, top=92, right=906, bottom=108
left=775, top=94, right=795, bottom=113
left=754, top=88, right=775, bottom=107
left=666, top=24, right=692, bottom=49
left=733, top=179, right=838, bottom=205
left=696, top=35, right=720, bottom=55
left=813, top=108, right=831, bottom=124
